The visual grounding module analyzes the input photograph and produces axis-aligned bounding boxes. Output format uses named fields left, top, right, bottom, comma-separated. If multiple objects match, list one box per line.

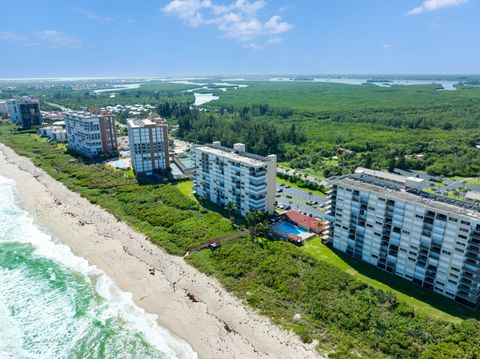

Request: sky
left=0, top=0, right=478, bottom=78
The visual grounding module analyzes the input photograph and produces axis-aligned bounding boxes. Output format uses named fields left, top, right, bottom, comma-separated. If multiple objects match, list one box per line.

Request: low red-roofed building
left=282, top=211, right=326, bottom=234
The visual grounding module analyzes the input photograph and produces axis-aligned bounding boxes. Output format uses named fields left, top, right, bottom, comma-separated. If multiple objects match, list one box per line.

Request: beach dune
left=0, top=143, right=320, bottom=359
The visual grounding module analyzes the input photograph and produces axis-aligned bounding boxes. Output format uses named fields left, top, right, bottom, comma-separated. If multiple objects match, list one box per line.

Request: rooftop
left=194, top=142, right=275, bottom=167
left=127, top=113, right=166, bottom=128
left=282, top=211, right=324, bottom=230
left=355, top=167, right=409, bottom=184
left=65, top=109, right=112, bottom=119
left=335, top=169, right=480, bottom=220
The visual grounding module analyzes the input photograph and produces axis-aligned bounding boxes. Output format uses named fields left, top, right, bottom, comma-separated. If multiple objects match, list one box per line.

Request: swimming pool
left=276, top=222, right=308, bottom=236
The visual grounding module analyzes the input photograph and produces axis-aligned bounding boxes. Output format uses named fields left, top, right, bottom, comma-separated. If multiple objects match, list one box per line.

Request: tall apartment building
left=127, top=112, right=169, bottom=175
left=0, top=100, right=8, bottom=115
left=191, top=141, right=277, bottom=216
left=328, top=167, right=480, bottom=307
left=7, top=96, right=42, bottom=129
left=64, top=109, right=117, bottom=158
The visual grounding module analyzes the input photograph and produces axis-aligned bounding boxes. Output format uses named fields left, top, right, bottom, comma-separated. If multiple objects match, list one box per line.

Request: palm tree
left=225, top=201, right=235, bottom=225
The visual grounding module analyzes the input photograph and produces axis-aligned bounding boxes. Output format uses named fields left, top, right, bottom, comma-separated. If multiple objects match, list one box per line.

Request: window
left=461, top=220, right=471, bottom=226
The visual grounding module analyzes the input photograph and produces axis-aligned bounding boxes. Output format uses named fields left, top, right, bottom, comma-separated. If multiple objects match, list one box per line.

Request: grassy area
left=3, top=124, right=480, bottom=357
left=175, top=179, right=197, bottom=202
left=276, top=176, right=326, bottom=197
left=303, top=238, right=480, bottom=323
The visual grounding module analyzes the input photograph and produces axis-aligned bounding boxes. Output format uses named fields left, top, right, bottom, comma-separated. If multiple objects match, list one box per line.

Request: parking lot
left=275, top=182, right=328, bottom=219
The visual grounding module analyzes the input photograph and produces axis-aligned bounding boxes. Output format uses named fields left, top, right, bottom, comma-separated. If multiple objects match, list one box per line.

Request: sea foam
left=0, top=176, right=197, bottom=359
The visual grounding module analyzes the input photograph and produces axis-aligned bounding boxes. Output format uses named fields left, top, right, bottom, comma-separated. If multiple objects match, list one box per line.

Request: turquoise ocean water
left=0, top=176, right=197, bottom=359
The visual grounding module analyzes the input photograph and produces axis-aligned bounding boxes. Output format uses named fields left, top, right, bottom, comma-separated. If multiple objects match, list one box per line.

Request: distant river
left=193, top=93, right=219, bottom=106
left=269, top=77, right=459, bottom=91
left=93, top=84, right=143, bottom=93
left=0, top=176, right=197, bottom=359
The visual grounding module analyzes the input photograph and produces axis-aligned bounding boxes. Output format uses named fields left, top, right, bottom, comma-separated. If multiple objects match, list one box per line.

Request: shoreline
left=0, top=143, right=320, bottom=359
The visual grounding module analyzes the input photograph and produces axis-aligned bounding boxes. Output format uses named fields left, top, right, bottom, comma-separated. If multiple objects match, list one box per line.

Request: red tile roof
left=282, top=211, right=324, bottom=233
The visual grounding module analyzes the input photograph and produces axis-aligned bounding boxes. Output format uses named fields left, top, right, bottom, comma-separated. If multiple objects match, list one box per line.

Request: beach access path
left=0, top=143, right=322, bottom=359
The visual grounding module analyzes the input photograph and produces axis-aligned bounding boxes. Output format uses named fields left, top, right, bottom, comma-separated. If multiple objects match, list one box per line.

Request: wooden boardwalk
left=187, top=229, right=248, bottom=253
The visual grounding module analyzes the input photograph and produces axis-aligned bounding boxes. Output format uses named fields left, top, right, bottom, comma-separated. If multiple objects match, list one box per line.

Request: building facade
left=7, top=96, right=42, bottom=129
left=39, top=126, right=67, bottom=142
left=64, top=110, right=117, bottom=158
left=328, top=168, right=480, bottom=307
left=191, top=141, right=277, bottom=216
left=0, top=101, right=7, bottom=115
left=127, top=113, right=169, bottom=175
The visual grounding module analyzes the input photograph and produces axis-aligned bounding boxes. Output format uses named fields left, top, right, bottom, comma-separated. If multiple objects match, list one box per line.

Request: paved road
left=277, top=167, right=328, bottom=187
left=275, top=182, right=327, bottom=219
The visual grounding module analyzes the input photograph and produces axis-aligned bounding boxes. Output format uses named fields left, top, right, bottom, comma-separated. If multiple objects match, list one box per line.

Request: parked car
left=276, top=188, right=283, bottom=193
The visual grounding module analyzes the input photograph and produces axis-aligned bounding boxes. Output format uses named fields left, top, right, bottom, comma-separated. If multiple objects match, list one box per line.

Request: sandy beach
left=0, top=143, right=321, bottom=359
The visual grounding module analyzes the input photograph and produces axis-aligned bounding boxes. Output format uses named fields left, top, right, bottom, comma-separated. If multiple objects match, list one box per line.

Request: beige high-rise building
left=127, top=112, right=169, bottom=175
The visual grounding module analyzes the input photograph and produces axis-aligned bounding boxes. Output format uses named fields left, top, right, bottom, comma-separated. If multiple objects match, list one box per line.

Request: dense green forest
left=177, top=82, right=480, bottom=178
left=3, top=79, right=480, bottom=177
left=1, top=124, right=480, bottom=358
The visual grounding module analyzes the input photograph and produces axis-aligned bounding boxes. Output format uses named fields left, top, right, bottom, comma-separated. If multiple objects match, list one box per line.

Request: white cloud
left=265, top=15, right=292, bottom=34
left=162, top=0, right=292, bottom=48
left=0, top=30, right=80, bottom=49
left=407, top=0, right=468, bottom=15
left=34, top=30, right=80, bottom=49
left=0, top=31, right=28, bottom=43
left=75, top=9, right=118, bottom=22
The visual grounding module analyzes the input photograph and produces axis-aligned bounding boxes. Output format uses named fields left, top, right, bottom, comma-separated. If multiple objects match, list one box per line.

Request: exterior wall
left=128, top=123, right=169, bottom=175
left=191, top=146, right=276, bottom=217
left=7, top=100, right=20, bottom=122
left=0, top=101, right=7, bottom=115
left=99, top=115, right=118, bottom=154
left=7, top=97, right=41, bottom=128
left=65, top=112, right=117, bottom=158
left=39, top=126, right=66, bottom=142
left=330, top=182, right=480, bottom=306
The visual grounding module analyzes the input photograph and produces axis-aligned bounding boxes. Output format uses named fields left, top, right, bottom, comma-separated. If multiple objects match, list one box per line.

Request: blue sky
left=0, top=0, right=478, bottom=77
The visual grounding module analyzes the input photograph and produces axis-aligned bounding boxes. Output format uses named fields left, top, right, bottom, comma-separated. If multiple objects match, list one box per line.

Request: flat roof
left=65, top=109, right=112, bottom=119
left=355, top=167, right=409, bottom=184
left=466, top=192, right=480, bottom=202
left=127, top=118, right=166, bottom=128
left=193, top=144, right=273, bottom=167
left=335, top=175, right=480, bottom=220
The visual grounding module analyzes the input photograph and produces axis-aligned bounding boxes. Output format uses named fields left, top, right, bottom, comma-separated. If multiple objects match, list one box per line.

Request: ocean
left=0, top=176, right=197, bottom=359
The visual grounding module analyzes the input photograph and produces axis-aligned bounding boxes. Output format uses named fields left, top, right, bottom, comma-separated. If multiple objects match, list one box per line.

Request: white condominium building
left=64, top=109, right=117, bottom=158
left=39, top=126, right=67, bottom=142
left=329, top=167, right=480, bottom=307
left=191, top=141, right=277, bottom=216
left=127, top=113, right=169, bottom=175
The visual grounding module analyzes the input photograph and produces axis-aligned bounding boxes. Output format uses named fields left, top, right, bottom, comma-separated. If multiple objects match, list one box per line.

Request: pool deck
left=271, top=221, right=316, bottom=244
